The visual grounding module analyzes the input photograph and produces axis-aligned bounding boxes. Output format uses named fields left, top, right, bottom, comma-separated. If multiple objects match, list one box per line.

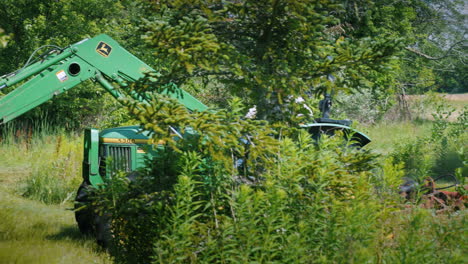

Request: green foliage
left=94, top=138, right=384, bottom=262
left=86, top=83, right=466, bottom=263
left=91, top=93, right=380, bottom=263
left=0, top=27, right=10, bottom=47
left=0, top=0, right=124, bottom=70
left=339, top=0, right=467, bottom=94
left=376, top=209, right=467, bottom=263
left=93, top=106, right=467, bottom=263
left=399, top=0, right=466, bottom=94
left=140, top=0, right=403, bottom=122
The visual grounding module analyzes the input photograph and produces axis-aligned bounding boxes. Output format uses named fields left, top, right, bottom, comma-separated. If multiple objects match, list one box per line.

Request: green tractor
left=0, top=35, right=370, bottom=244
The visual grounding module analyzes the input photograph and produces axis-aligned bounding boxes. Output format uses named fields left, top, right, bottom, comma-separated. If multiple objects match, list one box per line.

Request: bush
left=95, top=135, right=384, bottom=263
left=91, top=96, right=380, bottom=263
left=334, top=89, right=394, bottom=124
left=91, top=96, right=466, bottom=263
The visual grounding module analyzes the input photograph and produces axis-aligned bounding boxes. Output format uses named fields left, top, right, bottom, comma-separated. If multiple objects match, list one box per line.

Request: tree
left=338, top=0, right=467, bottom=94
left=139, top=0, right=402, bottom=122
left=398, top=0, right=466, bottom=94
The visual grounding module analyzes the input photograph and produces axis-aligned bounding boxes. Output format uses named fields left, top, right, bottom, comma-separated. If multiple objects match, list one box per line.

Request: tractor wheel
left=74, top=182, right=95, bottom=235
left=75, top=182, right=112, bottom=248
left=95, top=213, right=112, bottom=248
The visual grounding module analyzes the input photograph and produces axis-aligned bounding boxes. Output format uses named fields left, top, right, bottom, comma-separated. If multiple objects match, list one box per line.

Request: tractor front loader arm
left=0, top=53, right=98, bottom=124
left=0, top=34, right=207, bottom=125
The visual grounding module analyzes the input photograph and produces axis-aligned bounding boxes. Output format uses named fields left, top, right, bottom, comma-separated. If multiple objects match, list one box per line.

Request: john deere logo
left=96, top=42, right=112, bottom=57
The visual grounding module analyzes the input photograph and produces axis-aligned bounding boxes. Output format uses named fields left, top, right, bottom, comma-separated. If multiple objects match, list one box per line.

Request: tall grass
left=0, top=121, right=110, bottom=263
left=0, top=121, right=83, bottom=204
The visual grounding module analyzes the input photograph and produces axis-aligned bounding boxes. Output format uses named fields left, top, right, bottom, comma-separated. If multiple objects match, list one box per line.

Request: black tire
left=75, top=182, right=113, bottom=248
left=95, top=213, right=112, bottom=248
left=74, top=182, right=95, bottom=235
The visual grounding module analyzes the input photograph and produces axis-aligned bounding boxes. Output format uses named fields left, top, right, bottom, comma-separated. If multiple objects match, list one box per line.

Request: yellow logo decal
left=96, top=42, right=112, bottom=57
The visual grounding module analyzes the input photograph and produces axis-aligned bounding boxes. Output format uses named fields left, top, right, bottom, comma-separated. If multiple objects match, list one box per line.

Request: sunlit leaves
left=139, top=0, right=403, bottom=122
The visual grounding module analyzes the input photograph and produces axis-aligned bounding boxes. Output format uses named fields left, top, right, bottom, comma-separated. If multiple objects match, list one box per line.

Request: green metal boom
left=0, top=34, right=207, bottom=124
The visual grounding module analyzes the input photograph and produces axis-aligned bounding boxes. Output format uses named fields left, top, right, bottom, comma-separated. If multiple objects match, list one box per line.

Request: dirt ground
left=443, top=93, right=468, bottom=102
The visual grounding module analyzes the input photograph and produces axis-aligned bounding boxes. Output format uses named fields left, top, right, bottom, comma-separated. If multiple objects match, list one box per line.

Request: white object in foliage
left=295, top=96, right=314, bottom=116
left=245, top=105, right=257, bottom=119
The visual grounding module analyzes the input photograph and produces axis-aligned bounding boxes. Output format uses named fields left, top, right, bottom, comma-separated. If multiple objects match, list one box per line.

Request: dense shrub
left=95, top=132, right=383, bottom=263
left=88, top=96, right=374, bottom=262
left=90, top=95, right=466, bottom=263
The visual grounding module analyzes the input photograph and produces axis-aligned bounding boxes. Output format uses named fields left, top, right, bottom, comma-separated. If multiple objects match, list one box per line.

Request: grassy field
left=365, top=93, right=467, bottom=154
left=364, top=120, right=433, bottom=154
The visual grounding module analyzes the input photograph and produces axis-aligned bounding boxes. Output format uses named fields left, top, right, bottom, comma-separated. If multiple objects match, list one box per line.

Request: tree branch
left=405, top=38, right=466, bottom=60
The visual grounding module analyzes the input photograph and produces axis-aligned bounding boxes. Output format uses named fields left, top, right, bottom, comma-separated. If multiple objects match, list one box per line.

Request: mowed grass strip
left=0, top=187, right=110, bottom=264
